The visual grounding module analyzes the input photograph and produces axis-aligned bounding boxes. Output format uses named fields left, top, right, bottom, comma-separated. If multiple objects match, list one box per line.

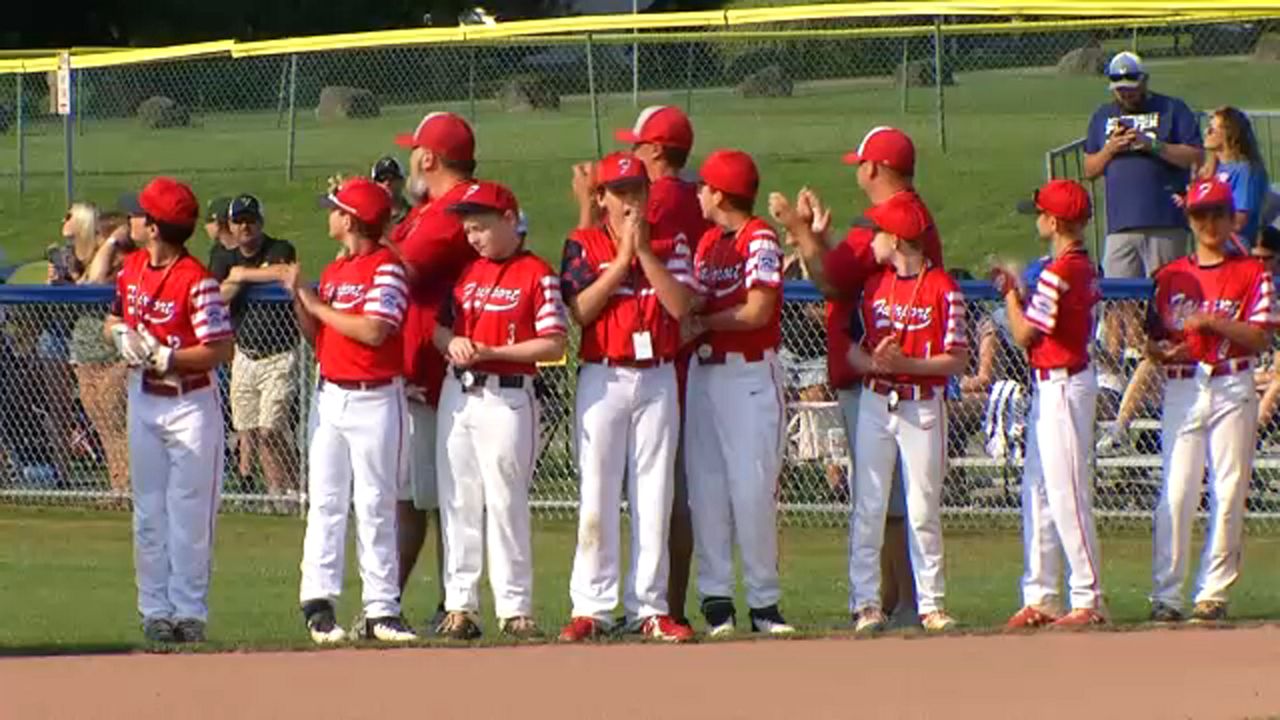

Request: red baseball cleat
left=558, top=617, right=608, bottom=642
left=640, top=615, right=695, bottom=643
left=1051, top=608, right=1107, bottom=628
left=1005, top=605, right=1060, bottom=630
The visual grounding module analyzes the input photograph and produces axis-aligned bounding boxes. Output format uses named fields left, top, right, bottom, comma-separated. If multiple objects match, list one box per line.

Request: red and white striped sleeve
left=189, top=276, right=232, bottom=344
left=534, top=270, right=568, bottom=337
left=1026, top=264, right=1068, bottom=334
left=743, top=226, right=783, bottom=290
left=1246, top=265, right=1279, bottom=328
left=942, top=285, right=967, bottom=352
left=363, top=262, right=409, bottom=328
left=666, top=234, right=696, bottom=289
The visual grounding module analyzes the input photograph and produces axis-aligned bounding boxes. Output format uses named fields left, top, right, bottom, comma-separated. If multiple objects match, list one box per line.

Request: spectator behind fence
left=209, top=194, right=299, bottom=507
left=1252, top=227, right=1280, bottom=429
left=1084, top=51, right=1202, bottom=279
left=1200, top=107, right=1270, bottom=249
left=66, top=209, right=137, bottom=504
left=372, top=156, right=412, bottom=225
left=204, top=196, right=236, bottom=267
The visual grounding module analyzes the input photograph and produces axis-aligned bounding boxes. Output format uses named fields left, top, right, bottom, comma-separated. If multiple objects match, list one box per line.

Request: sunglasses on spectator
left=230, top=214, right=261, bottom=224
left=1109, top=73, right=1143, bottom=83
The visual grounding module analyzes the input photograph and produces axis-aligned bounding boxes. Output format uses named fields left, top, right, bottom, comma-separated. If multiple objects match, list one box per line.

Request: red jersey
left=560, top=225, right=694, bottom=363
left=691, top=216, right=783, bottom=355
left=1025, top=249, right=1099, bottom=370
left=446, top=251, right=568, bottom=376
left=860, top=264, right=966, bottom=387
left=822, top=191, right=944, bottom=387
left=113, top=251, right=232, bottom=381
left=824, top=190, right=944, bottom=300
left=314, top=247, right=408, bottom=382
left=1146, top=255, right=1278, bottom=366
left=392, top=181, right=480, bottom=404
left=649, top=175, right=713, bottom=256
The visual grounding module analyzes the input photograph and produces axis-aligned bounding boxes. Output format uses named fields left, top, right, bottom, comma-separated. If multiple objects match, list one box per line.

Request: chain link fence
left=6, top=282, right=1280, bottom=529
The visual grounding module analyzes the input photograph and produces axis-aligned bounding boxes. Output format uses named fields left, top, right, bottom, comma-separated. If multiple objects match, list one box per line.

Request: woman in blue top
left=1202, top=106, right=1269, bottom=248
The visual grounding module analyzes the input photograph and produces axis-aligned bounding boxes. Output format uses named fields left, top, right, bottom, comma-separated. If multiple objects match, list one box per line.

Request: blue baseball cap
left=1107, top=52, right=1146, bottom=90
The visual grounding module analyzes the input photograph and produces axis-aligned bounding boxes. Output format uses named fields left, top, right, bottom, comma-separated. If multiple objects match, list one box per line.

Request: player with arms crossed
left=846, top=204, right=966, bottom=633
left=1146, top=178, right=1277, bottom=623
left=288, top=178, right=416, bottom=644
left=996, top=180, right=1107, bottom=628
left=433, top=181, right=568, bottom=640
left=106, top=177, right=234, bottom=643
left=684, top=149, right=794, bottom=636
left=559, top=152, right=697, bottom=643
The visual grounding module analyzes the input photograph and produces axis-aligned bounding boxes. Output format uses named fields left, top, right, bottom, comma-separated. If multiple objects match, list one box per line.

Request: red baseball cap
left=1185, top=178, right=1235, bottom=212
left=699, top=149, right=759, bottom=200
left=319, top=177, right=392, bottom=226
left=615, top=105, right=694, bottom=151
left=1017, top=179, right=1092, bottom=224
left=447, top=180, right=519, bottom=216
left=394, top=112, right=476, bottom=163
left=119, top=177, right=199, bottom=227
left=596, top=151, right=648, bottom=189
left=842, top=126, right=916, bottom=176
left=855, top=198, right=932, bottom=241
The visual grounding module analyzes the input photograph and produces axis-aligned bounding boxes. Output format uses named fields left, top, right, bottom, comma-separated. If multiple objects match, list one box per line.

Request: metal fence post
left=684, top=42, right=694, bottom=113
left=468, top=45, right=478, bottom=122
left=900, top=37, right=909, bottom=114
left=64, top=67, right=75, bottom=205
left=586, top=34, right=603, bottom=159
left=1131, top=26, right=1139, bottom=52
left=934, top=17, right=947, bottom=154
left=75, top=69, right=83, bottom=137
left=285, top=54, right=298, bottom=183
left=631, top=0, right=640, bottom=108
left=16, top=73, right=24, bottom=197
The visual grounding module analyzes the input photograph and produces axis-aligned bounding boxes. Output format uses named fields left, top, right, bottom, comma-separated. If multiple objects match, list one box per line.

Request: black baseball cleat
left=173, top=618, right=207, bottom=643
left=749, top=605, right=796, bottom=635
left=364, top=616, right=418, bottom=643
left=702, top=596, right=736, bottom=638
left=302, top=599, right=345, bottom=645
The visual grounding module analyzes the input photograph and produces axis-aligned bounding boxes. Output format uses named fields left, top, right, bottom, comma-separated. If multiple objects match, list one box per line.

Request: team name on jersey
left=870, top=299, right=934, bottom=332
left=460, top=282, right=522, bottom=311
left=1166, top=293, right=1241, bottom=329
left=325, top=282, right=368, bottom=308
left=125, top=284, right=179, bottom=325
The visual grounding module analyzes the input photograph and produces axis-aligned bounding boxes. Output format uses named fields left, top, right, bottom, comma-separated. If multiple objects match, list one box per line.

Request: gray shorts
left=1103, top=227, right=1189, bottom=278
left=398, top=401, right=439, bottom=510
left=837, top=387, right=907, bottom=518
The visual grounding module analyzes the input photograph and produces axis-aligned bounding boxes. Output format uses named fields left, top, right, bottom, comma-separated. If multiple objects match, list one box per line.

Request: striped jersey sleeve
left=189, top=276, right=233, bottom=343
left=666, top=234, right=695, bottom=288
left=942, top=287, right=967, bottom=352
left=744, top=227, right=783, bottom=289
left=1247, top=267, right=1279, bottom=327
left=1026, top=267, right=1067, bottom=334
left=534, top=272, right=569, bottom=337
left=363, top=262, right=409, bottom=328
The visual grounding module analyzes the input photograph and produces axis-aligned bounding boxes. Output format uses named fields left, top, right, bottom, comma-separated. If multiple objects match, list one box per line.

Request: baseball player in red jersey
left=389, top=112, right=481, bottom=630
left=682, top=149, right=794, bottom=636
left=106, top=177, right=234, bottom=644
left=286, top=178, right=416, bottom=644
left=1145, top=178, right=1277, bottom=623
left=774, top=127, right=941, bottom=630
left=558, top=152, right=697, bottom=643
left=432, top=181, right=568, bottom=641
left=996, top=180, right=1107, bottom=629
left=604, top=105, right=711, bottom=626
left=845, top=200, right=967, bottom=634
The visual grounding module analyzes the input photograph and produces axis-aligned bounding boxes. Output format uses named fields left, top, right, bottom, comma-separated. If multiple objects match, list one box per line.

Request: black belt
left=453, top=367, right=528, bottom=390
left=321, top=377, right=395, bottom=391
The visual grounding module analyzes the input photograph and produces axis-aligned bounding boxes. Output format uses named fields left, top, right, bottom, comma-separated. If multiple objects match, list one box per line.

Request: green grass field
left=2, top=54, right=1277, bottom=279
left=4, top=506, right=1280, bottom=652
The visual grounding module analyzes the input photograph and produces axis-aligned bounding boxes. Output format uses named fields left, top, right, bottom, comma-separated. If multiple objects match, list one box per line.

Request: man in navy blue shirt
left=1084, top=52, right=1203, bottom=278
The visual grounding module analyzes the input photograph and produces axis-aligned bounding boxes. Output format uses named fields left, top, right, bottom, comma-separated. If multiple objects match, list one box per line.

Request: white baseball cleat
left=749, top=605, right=796, bottom=635
left=708, top=619, right=736, bottom=638
left=366, top=616, right=419, bottom=643
left=854, top=607, right=888, bottom=635
left=920, top=610, right=958, bottom=633
left=303, top=601, right=346, bottom=645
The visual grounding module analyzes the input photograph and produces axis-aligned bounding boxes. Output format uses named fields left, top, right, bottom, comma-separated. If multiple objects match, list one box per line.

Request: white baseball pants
left=436, top=374, right=537, bottom=620
left=850, top=390, right=947, bottom=615
left=1020, top=368, right=1104, bottom=611
left=571, top=363, right=678, bottom=623
left=684, top=353, right=784, bottom=610
left=398, top=401, right=439, bottom=511
left=299, top=379, right=407, bottom=619
left=1153, top=370, right=1257, bottom=610
left=128, top=372, right=224, bottom=623
left=837, top=388, right=907, bottom=518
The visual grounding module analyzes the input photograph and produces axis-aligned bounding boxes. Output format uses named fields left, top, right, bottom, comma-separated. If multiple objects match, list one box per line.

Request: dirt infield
left=8, top=626, right=1280, bottom=719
